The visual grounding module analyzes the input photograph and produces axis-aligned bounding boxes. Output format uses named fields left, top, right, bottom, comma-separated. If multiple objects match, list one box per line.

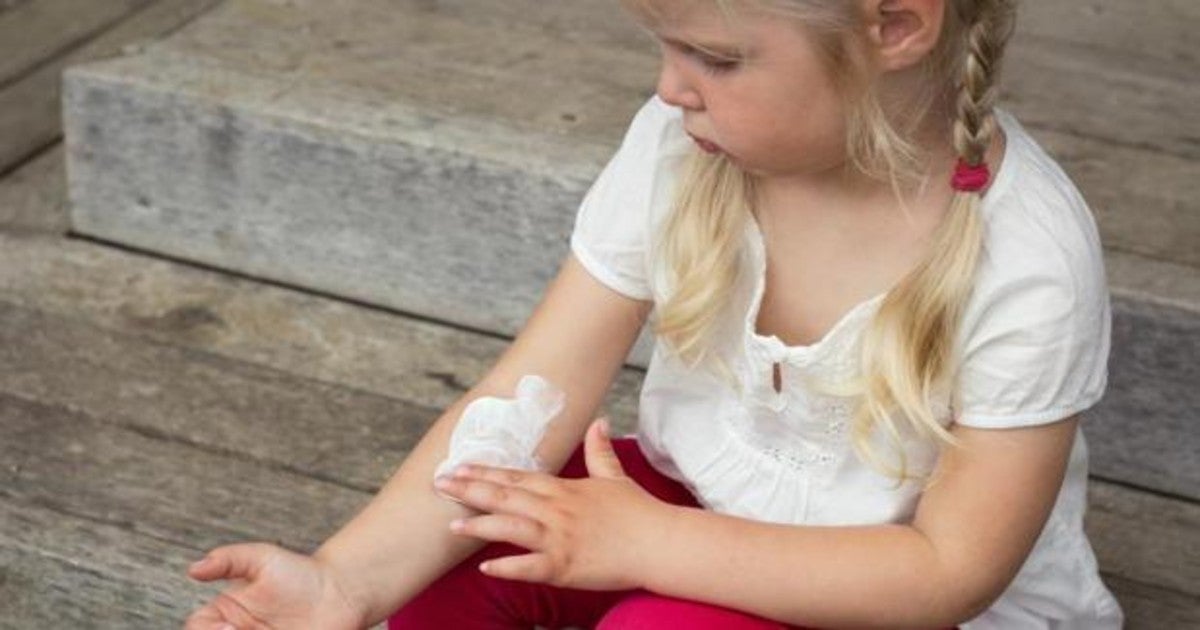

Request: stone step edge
left=58, top=51, right=1199, bottom=318
left=61, top=48, right=616, bottom=186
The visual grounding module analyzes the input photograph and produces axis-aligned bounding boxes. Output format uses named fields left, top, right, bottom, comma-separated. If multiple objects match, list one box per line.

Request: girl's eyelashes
left=684, top=47, right=741, bottom=75
left=664, top=40, right=741, bottom=76
left=696, top=53, right=740, bottom=75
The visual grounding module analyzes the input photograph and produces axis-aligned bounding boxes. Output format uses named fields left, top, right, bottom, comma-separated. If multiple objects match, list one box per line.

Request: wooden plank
left=0, top=390, right=373, bottom=557
left=385, top=0, right=1200, bottom=160
left=0, top=492, right=223, bottom=628
left=0, top=233, right=645, bottom=428
left=0, top=0, right=153, bottom=86
left=0, top=0, right=221, bottom=172
left=2, top=293, right=1198, bottom=598
left=1089, top=297, right=1200, bottom=500
left=1029, top=126, right=1199, bottom=268
left=0, top=499, right=210, bottom=629
left=1, top=370, right=1197, bottom=625
left=1104, top=575, right=1200, bottom=629
left=0, top=0, right=34, bottom=17
left=0, top=299, right=436, bottom=492
left=1, top=232, right=1198, bottom=499
left=1002, top=39, right=1199, bottom=161
left=1087, top=482, right=1200, bottom=597
left=0, top=142, right=67, bottom=233
left=1017, top=0, right=1199, bottom=74
left=137, top=0, right=1198, bottom=267
left=1106, top=249, right=1200, bottom=316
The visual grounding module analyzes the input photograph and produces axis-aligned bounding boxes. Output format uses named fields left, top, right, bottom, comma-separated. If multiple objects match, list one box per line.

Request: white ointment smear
left=433, top=374, right=566, bottom=502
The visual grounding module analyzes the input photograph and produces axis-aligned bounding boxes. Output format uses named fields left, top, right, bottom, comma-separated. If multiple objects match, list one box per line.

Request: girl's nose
left=655, top=60, right=703, bottom=111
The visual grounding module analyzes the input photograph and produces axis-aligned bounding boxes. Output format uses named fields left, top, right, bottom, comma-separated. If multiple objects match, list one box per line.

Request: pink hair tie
left=951, top=158, right=990, bottom=192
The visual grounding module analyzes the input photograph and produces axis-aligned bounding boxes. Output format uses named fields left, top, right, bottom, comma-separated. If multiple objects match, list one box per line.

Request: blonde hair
left=623, top=0, right=1017, bottom=482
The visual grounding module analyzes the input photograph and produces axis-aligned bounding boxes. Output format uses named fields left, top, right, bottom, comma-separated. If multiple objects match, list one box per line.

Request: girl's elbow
left=932, top=562, right=1016, bottom=625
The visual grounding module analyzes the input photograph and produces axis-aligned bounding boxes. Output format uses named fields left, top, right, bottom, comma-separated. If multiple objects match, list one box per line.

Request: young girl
left=184, top=0, right=1123, bottom=628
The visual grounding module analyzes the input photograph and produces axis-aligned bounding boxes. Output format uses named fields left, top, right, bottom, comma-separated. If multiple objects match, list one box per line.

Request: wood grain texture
left=0, top=0, right=153, bottom=86
left=0, top=499, right=209, bottom=629
left=0, top=232, right=646, bottom=431
left=1087, top=482, right=1200, bottom=597
left=0, top=296, right=1197, bottom=610
left=1102, top=575, right=1200, bottom=629
left=0, top=299, right=433, bottom=493
left=0, top=391, right=372, bottom=556
left=0, top=0, right=220, bottom=172
left=1089, top=297, right=1200, bottom=501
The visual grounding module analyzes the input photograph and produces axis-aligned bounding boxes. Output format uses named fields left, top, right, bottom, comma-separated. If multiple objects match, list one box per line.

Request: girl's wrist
left=311, top=547, right=375, bottom=628
left=633, top=501, right=685, bottom=591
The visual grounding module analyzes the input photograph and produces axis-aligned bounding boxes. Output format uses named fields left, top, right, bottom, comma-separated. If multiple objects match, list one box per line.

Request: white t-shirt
left=569, top=95, right=1123, bottom=629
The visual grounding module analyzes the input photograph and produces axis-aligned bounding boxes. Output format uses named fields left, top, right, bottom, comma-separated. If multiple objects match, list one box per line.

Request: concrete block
left=62, top=0, right=661, bottom=365
left=60, top=0, right=1198, bottom=371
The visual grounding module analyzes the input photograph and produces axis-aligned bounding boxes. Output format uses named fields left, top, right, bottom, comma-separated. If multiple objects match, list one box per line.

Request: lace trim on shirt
left=719, top=388, right=857, bottom=474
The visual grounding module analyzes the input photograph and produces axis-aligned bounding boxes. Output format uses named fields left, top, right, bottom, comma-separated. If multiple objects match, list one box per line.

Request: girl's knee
left=597, top=591, right=800, bottom=630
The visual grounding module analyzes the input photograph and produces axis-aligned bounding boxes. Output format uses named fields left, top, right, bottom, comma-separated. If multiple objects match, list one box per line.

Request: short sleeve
left=569, top=96, right=680, bottom=301
left=952, top=172, right=1113, bottom=429
left=953, top=262, right=1112, bottom=429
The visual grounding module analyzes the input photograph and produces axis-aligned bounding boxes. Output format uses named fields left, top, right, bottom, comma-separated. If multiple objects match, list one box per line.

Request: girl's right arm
left=186, top=252, right=653, bottom=628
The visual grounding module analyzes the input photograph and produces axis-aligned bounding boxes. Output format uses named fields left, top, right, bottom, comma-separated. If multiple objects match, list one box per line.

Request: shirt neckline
left=743, top=108, right=1019, bottom=362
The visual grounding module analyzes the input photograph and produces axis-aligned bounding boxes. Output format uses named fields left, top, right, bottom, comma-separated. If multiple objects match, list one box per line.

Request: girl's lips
left=688, top=133, right=723, bottom=154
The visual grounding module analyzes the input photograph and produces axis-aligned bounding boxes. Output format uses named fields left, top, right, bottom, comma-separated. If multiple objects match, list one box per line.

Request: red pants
left=388, top=437, right=956, bottom=629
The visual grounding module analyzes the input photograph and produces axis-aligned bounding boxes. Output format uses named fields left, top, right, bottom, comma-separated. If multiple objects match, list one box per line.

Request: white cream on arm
left=432, top=375, right=566, bottom=502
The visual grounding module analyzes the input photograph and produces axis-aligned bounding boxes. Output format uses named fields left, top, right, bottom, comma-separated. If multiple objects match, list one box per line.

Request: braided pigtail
left=849, top=0, right=1017, bottom=484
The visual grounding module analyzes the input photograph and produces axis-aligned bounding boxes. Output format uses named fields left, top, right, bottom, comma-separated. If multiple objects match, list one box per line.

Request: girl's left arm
left=640, top=414, right=1080, bottom=629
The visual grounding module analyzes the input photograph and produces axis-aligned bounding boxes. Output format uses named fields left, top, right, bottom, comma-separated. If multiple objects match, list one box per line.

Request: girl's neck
left=752, top=112, right=1005, bottom=236
left=756, top=105, right=957, bottom=202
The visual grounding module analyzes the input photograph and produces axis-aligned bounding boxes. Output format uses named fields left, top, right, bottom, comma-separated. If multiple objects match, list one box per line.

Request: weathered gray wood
left=60, top=44, right=659, bottom=365
left=59, top=0, right=1198, bottom=332
left=0, top=143, right=67, bottom=233
left=0, top=300, right=437, bottom=492
left=11, top=231, right=1200, bottom=499
left=0, top=0, right=221, bottom=172
left=1017, top=0, right=1199, bottom=73
left=0, top=0, right=153, bottom=86
left=0, top=499, right=211, bottom=629
left=1025, top=106, right=1200, bottom=268
left=1087, top=482, right=1200, bottom=598
left=1105, top=249, right=1200, bottom=315
left=0, top=370, right=1196, bottom=628
left=0, top=390, right=373, bottom=555
left=1, top=292, right=1198, bottom=601
left=1088, top=297, right=1200, bottom=500
left=1103, top=575, right=1200, bottom=630
left=0, top=0, right=33, bottom=17
left=0, top=232, right=646, bottom=425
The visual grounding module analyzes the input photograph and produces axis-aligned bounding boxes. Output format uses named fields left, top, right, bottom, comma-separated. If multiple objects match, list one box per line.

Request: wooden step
left=0, top=296, right=1196, bottom=626
left=58, top=0, right=1200, bottom=368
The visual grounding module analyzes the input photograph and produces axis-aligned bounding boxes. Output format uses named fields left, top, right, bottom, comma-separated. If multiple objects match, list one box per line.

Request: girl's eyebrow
left=656, top=33, right=746, bottom=58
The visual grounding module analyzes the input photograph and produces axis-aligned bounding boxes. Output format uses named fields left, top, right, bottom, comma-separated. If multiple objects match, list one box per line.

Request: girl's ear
left=864, top=0, right=945, bottom=71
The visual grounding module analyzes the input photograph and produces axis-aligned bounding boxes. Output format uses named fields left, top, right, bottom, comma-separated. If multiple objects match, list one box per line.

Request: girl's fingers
left=187, top=542, right=275, bottom=582
left=479, top=551, right=555, bottom=584
left=452, top=465, right=559, bottom=497
left=450, top=512, right=545, bottom=550
left=438, top=477, right=554, bottom=522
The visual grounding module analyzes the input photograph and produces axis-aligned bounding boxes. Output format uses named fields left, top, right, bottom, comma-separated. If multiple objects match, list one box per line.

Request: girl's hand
left=435, top=418, right=677, bottom=591
left=184, top=542, right=364, bottom=630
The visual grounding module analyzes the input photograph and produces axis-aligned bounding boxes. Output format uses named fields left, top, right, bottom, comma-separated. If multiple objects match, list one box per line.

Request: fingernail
left=434, top=477, right=454, bottom=490
left=449, top=518, right=466, bottom=531
left=189, top=557, right=208, bottom=569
